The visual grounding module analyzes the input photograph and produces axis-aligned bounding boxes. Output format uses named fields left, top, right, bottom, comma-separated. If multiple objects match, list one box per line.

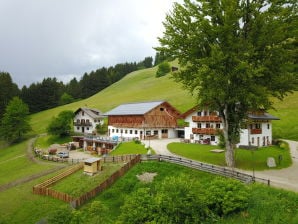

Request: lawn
left=52, top=163, right=123, bottom=197
left=167, top=142, right=292, bottom=170
left=109, top=141, right=154, bottom=155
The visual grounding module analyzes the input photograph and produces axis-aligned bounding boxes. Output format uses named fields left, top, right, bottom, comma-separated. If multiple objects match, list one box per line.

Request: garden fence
left=142, top=154, right=270, bottom=185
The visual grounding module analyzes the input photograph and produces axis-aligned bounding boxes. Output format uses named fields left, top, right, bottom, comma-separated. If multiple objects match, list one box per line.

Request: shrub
left=206, top=178, right=250, bottom=216
left=156, top=61, right=171, bottom=78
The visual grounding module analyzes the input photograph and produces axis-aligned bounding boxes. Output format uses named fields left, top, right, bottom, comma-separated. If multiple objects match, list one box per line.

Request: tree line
left=0, top=56, right=154, bottom=115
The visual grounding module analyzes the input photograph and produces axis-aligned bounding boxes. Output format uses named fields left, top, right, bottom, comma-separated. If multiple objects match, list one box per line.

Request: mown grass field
left=109, top=141, right=154, bottom=155
left=167, top=142, right=292, bottom=170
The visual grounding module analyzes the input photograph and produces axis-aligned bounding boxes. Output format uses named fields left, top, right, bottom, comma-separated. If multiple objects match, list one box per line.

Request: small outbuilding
left=83, top=158, right=102, bottom=176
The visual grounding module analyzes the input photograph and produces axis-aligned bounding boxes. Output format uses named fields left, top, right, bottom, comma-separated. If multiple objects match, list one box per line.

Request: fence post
left=267, top=179, right=270, bottom=186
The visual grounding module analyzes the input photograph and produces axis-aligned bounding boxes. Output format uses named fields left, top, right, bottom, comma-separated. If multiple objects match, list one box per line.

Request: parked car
left=57, top=151, right=69, bottom=158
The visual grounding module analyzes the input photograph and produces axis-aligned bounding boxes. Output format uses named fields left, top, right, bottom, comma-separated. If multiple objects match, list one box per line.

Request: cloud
left=0, top=0, right=178, bottom=87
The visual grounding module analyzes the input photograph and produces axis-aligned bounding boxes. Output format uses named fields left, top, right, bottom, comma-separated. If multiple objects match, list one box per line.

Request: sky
left=0, top=0, right=181, bottom=87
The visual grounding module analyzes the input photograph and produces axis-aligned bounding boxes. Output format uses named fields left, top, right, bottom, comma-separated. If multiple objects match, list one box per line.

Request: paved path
left=143, top=138, right=298, bottom=193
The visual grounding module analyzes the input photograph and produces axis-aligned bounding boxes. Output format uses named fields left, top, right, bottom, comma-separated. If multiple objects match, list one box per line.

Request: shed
left=83, top=158, right=102, bottom=176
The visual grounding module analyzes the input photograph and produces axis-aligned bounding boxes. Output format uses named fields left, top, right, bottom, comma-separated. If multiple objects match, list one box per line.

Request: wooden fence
left=72, top=154, right=141, bottom=208
left=143, top=154, right=270, bottom=185
left=33, top=154, right=141, bottom=206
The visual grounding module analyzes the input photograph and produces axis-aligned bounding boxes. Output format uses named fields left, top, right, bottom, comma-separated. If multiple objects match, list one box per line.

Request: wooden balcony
left=192, top=128, right=220, bottom=135
left=73, top=122, right=92, bottom=127
left=250, top=129, right=262, bottom=134
left=192, top=116, right=221, bottom=122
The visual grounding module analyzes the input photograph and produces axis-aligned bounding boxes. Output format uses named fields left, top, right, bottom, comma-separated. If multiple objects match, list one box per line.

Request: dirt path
left=0, top=137, right=67, bottom=192
left=146, top=138, right=298, bottom=192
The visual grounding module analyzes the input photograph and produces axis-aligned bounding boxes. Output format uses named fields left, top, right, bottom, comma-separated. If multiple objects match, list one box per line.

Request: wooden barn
left=104, top=101, right=181, bottom=140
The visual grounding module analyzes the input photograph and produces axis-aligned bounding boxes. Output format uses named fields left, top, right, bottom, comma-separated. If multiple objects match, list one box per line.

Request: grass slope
left=29, top=63, right=298, bottom=140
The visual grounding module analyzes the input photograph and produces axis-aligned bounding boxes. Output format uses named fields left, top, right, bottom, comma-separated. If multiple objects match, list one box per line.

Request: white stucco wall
left=74, top=110, right=103, bottom=134
left=184, top=110, right=273, bottom=147
left=108, top=126, right=178, bottom=139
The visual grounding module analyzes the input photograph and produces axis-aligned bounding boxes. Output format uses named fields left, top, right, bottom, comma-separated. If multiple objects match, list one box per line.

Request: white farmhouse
left=182, top=106, right=279, bottom=147
left=73, top=107, right=105, bottom=134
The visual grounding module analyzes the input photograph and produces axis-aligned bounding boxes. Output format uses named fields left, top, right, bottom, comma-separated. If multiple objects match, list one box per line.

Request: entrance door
left=82, top=127, right=85, bottom=133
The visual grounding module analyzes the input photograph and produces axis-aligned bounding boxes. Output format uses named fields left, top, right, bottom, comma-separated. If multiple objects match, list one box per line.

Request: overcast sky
left=0, top=0, right=180, bottom=87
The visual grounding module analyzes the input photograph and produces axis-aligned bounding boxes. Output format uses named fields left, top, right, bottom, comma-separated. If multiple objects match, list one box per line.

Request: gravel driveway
left=144, top=138, right=298, bottom=192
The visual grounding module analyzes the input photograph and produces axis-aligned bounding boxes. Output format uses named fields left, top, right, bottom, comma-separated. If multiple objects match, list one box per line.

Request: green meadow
left=28, top=64, right=298, bottom=141
left=0, top=65, right=297, bottom=223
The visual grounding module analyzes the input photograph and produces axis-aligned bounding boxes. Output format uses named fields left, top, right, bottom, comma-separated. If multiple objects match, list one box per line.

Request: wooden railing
left=142, top=154, right=270, bottom=185
left=251, top=129, right=262, bottom=134
left=192, top=116, right=221, bottom=122
left=192, top=128, right=219, bottom=135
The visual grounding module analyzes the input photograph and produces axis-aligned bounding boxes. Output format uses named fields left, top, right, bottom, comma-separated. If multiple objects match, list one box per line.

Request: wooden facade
left=106, top=101, right=181, bottom=139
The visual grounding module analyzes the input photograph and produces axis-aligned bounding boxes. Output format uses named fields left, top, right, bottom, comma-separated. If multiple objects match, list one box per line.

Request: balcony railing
left=192, top=128, right=221, bottom=135
left=73, top=122, right=92, bottom=127
left=192, top=116, right=221, bottom=122
left=250, top=129, right=262, bottom=134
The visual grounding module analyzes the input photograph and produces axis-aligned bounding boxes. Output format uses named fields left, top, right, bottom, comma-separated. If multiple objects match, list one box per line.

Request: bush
left=156, top=61, right=171, bottom=78
left=205, top=178, right=250, bottom=216
left=117, top=175, right=250, bottom=223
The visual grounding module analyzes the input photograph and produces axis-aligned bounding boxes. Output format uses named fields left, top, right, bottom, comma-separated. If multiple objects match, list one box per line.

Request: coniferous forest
left=0, top=56, right=155, bottom=115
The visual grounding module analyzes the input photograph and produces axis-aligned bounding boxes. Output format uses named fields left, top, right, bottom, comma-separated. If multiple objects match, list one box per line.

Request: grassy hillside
left=30, top=63, right=196, bottom=134
left=30, top=63, right=298, bottom=140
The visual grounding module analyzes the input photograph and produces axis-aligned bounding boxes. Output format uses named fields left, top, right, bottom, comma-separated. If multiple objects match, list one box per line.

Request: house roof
left=74, top=107, right=105, bottom=119
left=104, top=101, right=169, bottom=116
left=248, top=113, right=279, bottom=120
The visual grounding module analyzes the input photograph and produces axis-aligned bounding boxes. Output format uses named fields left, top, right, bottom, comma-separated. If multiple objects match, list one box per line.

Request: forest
left=0, top=56, right=157, bottom=116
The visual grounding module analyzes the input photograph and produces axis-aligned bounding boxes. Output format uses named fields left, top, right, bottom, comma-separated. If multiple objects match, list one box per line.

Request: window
left=211, top=135, right=215, bottom=141
left=135, top=130, right=138, bottom=134
left=154, top=130, right=158, bottom=135
left=204, top=111, right=208, bottom=116
left=251, top=137, right=254, bottom=144
left=146, top=130, right=151, bottom=135
left=116, top=129, right=119, bottom=133
left=206, top=123, right=210, bottom=128
left=87, top=127, right=89, bottom=130
left=86, top=119, right=89, bottom=123
left=267, top=124, right=270, bottom=129
left=216, top=123, right=221, bottom=129
left=125, top=130, right=128, bottom=134
left=197, top=123, right=201, bottom=128
left=82, top=111, right=84, bottom=116
left=112, top=129, right=115, bottom=133
left=162, top=129, right=168, bottom=134
left=255, top=123, right=261, bottom=129
left=130, top=130, right=133, bottom=134
left=77, top=127, right=79, bottom=130
left=76, top=119, right=80, bottom=124
left=197, top=111, right=202, bottom=116
left=120, top=129, right=123, bottom=133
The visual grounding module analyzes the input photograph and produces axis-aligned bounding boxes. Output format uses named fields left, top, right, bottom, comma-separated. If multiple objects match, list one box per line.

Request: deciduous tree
left=47, top=110, right=74, bottom=137
left=157, top=0, right=297, bottom=167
